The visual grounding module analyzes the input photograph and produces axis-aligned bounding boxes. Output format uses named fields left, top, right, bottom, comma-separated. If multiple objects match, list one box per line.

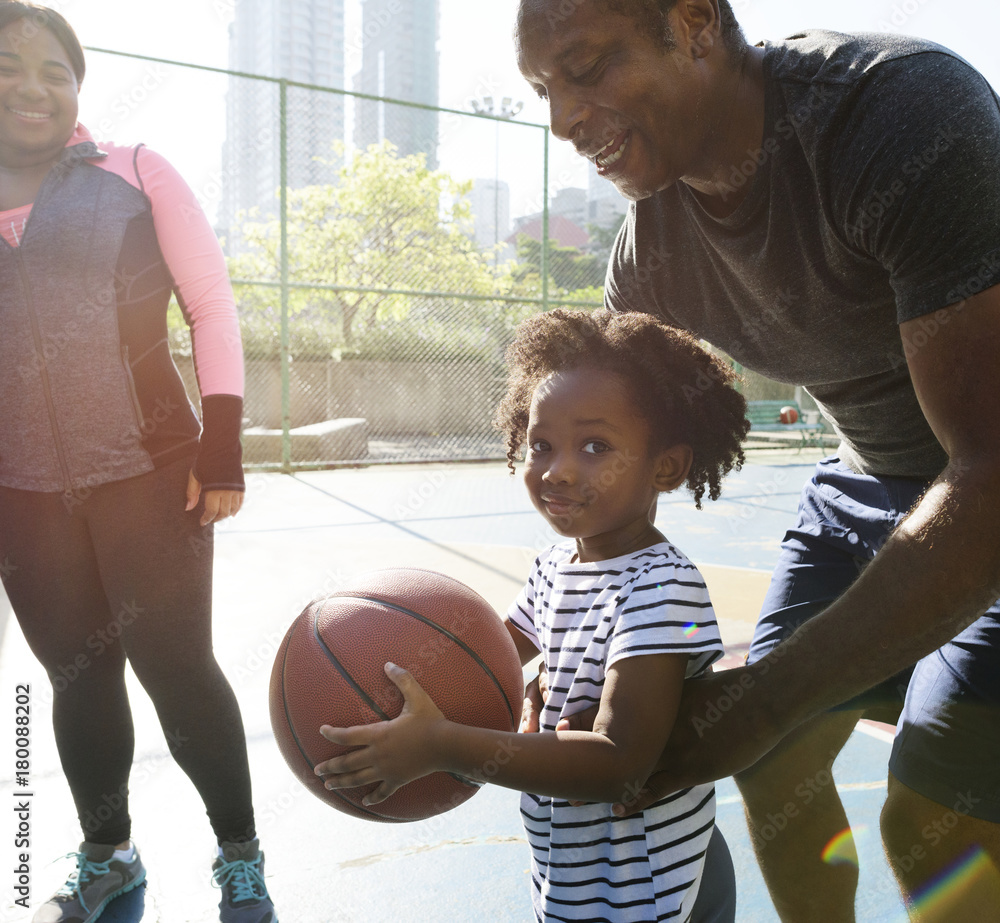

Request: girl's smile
left=524, top=367, right=688, bottom=563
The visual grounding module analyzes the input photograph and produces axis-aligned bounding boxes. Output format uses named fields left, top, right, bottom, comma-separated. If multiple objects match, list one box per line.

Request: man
left=516, top=0, right=1000, bottom=920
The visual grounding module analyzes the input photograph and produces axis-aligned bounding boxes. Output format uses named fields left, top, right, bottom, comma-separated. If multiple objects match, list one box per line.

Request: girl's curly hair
left=493, top=309, right=749, bottom=508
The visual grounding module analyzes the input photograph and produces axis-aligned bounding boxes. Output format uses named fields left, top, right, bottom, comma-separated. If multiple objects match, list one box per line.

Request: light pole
left=469, top=96, right=523, bottom=261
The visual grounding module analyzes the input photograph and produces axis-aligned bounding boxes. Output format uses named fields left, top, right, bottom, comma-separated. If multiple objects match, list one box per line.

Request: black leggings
left=0, top=457, right=255, bottom=846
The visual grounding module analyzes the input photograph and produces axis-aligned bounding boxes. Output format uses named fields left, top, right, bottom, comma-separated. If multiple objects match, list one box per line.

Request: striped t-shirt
left=507, top=541, right=724, bottom=923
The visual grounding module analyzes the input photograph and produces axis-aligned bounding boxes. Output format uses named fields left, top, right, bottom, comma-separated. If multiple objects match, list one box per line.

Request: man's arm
left=617, top=284, right=1000, bottom=807
left=761, top=284, right=1000, bottom=718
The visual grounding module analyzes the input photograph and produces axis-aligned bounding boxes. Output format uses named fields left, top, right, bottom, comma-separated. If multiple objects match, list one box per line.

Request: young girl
left=316, top=309, right=749, bottom=922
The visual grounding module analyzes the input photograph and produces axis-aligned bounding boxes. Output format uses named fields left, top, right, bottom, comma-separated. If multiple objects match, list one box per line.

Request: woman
left=0, top=4, right=276, bottom=921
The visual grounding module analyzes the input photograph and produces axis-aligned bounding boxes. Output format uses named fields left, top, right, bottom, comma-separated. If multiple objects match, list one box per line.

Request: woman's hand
left=314, top=663, right=449, bottom=805
left=186, top=469, right=243, bottom=525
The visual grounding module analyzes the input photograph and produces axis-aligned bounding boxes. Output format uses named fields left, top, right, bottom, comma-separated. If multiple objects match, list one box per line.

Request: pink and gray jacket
left=0, top=125, right=245, bottom=494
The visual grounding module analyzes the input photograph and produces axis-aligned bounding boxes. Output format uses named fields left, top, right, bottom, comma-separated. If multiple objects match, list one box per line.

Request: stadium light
left=469, top=95, right=524, bottom=259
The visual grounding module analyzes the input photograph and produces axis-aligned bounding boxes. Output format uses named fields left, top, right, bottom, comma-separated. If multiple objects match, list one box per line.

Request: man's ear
left=671, top=0, right=723, bottom=59
left=653, top=443, right=693, bottom=493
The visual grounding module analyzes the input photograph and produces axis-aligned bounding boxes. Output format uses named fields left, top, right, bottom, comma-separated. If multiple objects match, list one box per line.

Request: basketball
left=779, top=404, right=799, bottom=424
left=269, top=567, right=525, bottom=823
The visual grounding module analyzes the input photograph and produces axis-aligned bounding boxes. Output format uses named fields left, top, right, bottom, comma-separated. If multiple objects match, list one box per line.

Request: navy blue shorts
left=747, top=456, right=1000, bottom=822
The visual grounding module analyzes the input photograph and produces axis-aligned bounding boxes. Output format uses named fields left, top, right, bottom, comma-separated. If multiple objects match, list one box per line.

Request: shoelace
left=212, top=857, right=268, bottom=902
left=54, top=852, right=112, bottom=912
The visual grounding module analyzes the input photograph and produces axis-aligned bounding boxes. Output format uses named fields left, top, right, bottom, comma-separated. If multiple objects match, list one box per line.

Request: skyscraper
left=353, top=0, right=440, bottom=169
left=468, top=177, right=510, bottom=251
left=221, top=0, right=346, bottom=242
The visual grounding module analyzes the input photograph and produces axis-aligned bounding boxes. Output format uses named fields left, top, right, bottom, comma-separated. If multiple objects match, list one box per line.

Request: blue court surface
left=0, top=450, right=910, bottom=921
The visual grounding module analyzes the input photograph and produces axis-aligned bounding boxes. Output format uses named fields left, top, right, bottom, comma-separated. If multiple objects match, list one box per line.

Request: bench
left=745, top=400, right=825, bottom=449
left=242, top=417, right=368, bottom=465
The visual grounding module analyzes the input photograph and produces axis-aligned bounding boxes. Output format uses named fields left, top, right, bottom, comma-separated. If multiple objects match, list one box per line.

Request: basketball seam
left=279, top=625, right=386, bottom=822
left=311, top=617, right=392, bottom=721
left=312, top=605, right=485, bottom=791
left=342, top=593, right=518, bottom=728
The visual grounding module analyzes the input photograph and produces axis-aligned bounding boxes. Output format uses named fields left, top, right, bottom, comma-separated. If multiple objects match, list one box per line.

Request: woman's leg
left=0, top=486, right=135, bottom=846
left=84, top=458, right=256, bottom=844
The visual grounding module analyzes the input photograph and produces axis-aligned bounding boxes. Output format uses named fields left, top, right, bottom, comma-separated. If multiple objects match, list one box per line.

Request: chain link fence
left=86, top=48, right=816, bottom=471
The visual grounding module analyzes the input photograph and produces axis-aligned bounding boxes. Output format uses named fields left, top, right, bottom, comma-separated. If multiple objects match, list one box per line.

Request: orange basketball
left=268, top=567, right=525, bottom=823
left=779, top=405, right=799, bottom=424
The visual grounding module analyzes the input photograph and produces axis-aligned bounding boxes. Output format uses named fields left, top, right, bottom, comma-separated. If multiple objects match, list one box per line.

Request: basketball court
left=0, top=449, right=909, bottom=921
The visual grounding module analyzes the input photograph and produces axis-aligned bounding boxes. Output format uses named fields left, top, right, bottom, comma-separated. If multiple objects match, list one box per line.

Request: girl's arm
left=315, top=651, right=687, bottom=807
left=505, top=616, right=542, bottom=666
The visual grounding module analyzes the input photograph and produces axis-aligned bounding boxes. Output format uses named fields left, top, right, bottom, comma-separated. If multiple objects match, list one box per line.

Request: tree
left=585, top=215, right=627, bottom=267
left=513, top=234, right=607, bottom=296
left=229, top=141, right=514, bottom=357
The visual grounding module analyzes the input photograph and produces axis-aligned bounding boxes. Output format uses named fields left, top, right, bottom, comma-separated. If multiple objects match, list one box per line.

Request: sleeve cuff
left=194, top=393, right=245, bottom=491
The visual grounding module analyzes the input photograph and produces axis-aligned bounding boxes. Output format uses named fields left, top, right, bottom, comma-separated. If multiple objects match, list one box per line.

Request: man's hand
left=520, top=661, right=600, bottom=733
left=519, top=662, right=547, bottom=733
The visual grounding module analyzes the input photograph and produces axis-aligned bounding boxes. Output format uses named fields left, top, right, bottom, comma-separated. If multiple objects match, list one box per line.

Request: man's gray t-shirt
left=607, top=30, right=1000, bottom=478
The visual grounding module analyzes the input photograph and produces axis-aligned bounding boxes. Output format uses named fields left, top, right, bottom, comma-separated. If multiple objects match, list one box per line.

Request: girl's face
left=0, top=21, right=80, bottom=170
left=524, top=367, right=676, bottom=563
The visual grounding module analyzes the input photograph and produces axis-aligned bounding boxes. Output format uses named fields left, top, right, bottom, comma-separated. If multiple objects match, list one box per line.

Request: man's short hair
left=600, top=0, right=746, bottom=56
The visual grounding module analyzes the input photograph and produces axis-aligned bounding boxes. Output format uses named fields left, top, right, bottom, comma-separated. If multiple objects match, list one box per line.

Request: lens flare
left=908, top=846, right=1000, bottom=920
left=683, top=622, right=700, bottom=638
left=821, top=826, right=863, bottom=867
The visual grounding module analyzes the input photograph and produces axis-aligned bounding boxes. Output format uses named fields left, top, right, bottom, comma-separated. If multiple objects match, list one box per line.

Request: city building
left=221, top=0, right=346, bottom=244
left=551, top=186, right=588, bottom=230
left=587, top=160, right=629, bottom=228
left=353, top=0, right=440, bottom=169
left=510, top=186, right=590, bottom=251
left=468, top=177, right=511, bottom=252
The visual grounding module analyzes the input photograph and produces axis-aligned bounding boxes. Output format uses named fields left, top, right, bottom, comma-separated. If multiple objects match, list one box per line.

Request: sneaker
left=33, top=841, right=146, bottom=923
left=211, top=839, right=277, bottom=922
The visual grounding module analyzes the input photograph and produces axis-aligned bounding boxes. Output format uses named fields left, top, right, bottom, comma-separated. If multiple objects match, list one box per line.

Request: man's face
left=516, top=0, right=706, bottom=201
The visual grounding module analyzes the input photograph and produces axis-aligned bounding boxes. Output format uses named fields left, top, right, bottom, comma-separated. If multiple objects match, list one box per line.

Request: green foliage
left=229, top=141, right=516, bottom=360
left=585, top=216, right=627, bottom=269
left=514, top=234, right=607, bottom=294
left=167, top=297, right=190, bottom=355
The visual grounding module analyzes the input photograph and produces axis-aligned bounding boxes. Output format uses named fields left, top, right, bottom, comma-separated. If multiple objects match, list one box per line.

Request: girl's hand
left=314, top=662, right=448, bottom=805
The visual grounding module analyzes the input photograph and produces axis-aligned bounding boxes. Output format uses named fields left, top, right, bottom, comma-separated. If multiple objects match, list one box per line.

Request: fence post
left=279, top=78, right=291, bottom=472
left=542, top=128, right=550, bottom=313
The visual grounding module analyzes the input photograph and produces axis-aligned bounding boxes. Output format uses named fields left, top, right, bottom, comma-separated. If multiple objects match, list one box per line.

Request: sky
left=46, top=0, right=1000, bottom=224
